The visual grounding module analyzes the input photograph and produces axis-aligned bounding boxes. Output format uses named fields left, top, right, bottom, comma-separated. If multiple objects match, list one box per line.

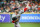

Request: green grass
left=0, top=23, right=40, bottom=27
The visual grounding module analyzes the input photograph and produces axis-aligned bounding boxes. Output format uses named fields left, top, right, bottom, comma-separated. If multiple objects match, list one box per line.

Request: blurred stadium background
left=0, top=0, right=40, bottom=27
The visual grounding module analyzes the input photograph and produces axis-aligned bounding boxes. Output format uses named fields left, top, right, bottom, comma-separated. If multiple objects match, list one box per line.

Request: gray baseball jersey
left=12, top=10, right=24, bottom=22
left=12, top=10, right=24, bottom=27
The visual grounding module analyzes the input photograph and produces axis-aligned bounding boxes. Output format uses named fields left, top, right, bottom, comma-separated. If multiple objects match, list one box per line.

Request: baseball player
left=12, top=7, right=28, bottom=27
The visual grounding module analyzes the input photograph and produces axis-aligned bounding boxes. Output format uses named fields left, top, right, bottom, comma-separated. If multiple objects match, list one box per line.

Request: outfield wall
left=0, top=14, right=10, bottom=22
left=0, top=13, right=40, bottom=22
left=20, top=14, right=40, bottom=22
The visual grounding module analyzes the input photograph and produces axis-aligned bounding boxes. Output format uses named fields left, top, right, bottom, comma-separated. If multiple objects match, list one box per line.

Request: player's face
left=15, top=9, right=19, bottom=13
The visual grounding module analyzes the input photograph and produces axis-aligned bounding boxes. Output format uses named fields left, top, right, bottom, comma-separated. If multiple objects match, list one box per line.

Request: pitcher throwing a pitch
left=12, top=7, right=28, bottom=27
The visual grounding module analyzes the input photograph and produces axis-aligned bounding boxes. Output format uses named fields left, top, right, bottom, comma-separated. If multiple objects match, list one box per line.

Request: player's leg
left=14, top=22, right=20, bottom=27
left=17, top=22, right=20, bottom=27
left=14, top=23, right=17, bottom=27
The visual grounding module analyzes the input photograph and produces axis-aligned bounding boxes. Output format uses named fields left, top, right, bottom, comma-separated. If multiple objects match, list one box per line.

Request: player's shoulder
left=12, top=14, right=16, bottom=17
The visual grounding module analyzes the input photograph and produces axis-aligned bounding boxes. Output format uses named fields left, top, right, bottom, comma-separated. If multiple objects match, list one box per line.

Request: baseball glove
left=12, top=17, right=18, bottom=23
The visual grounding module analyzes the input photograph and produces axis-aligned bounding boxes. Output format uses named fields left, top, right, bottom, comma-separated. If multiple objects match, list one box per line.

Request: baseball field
left=0, top=23, right=40, bottom=27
